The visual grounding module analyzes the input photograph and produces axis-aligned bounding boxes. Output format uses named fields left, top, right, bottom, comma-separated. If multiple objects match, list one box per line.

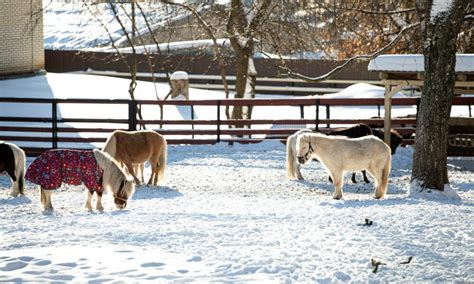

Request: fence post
left=52, top=101, right=58, bottom=149
left=415, top=97, right=421, bottom=119
left=191, top=105, right=195, bottom=139
left=300, top=105, right=304, bottom=119
left=326, top=105, right=330, bottom=128
left=128, top=100, right=138, bottom=131
left=315, top=99, right=320, bottom=131
left=217, top=100, right=221, bottom=143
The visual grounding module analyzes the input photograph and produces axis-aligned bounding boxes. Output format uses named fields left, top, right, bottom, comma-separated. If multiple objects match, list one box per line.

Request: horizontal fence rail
left=1, top=97, right=473, bottom=156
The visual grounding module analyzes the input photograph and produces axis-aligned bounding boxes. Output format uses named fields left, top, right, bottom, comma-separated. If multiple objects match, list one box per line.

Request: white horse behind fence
left=295, top=132, right=391, bottom=200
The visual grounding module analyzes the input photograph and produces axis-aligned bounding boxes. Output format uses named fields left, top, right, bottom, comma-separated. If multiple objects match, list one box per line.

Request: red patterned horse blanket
left=26, top=149, right=103, bottom=192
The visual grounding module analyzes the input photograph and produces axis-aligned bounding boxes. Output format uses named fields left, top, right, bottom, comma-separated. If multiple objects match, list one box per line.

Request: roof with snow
left=368, top=54, right=474, bottom=73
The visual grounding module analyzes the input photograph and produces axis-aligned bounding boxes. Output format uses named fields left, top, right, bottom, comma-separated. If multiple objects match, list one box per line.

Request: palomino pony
left=0, top=142, right=26, bottom=197
left=286, top=124, right=373, bottom=182
left=25, top=149, right=135, bottom=211
left=103, top=130, right=167, bottom=186
left=295, top=133, right=391, bottom=200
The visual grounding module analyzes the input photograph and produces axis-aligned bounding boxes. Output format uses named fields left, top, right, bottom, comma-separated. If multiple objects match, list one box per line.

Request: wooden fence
left=1, top=97, right=473, bottom=156
left=45, top=50, right=380, bottom=95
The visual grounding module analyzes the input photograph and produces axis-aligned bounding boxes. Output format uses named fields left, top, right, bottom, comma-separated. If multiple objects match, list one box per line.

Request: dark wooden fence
left=1, top=97, right=473, bottom=156
left=44, top=50, right=380, bottom=95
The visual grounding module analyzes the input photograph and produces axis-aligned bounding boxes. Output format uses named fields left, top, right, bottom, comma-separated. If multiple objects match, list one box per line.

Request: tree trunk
left=411, top=0, right=471, bottom=190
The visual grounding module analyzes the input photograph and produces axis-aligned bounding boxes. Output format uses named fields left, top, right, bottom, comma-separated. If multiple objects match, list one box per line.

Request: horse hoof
left=333, top=195, right=342, bottom=200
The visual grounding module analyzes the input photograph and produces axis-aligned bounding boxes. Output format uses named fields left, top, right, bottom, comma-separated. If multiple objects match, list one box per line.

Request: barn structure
left=0, top=0, right=44, bottom=76
left=368, top=54, right=474, bottom=153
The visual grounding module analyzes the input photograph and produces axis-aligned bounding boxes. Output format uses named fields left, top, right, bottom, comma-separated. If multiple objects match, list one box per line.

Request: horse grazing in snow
left=295, top=133, right=391, bottom=200
left=0, top=142, right=26, bottom=197
left=25, top=149, right=135, bottom=211
left=103, top=130, right=167, bottom=186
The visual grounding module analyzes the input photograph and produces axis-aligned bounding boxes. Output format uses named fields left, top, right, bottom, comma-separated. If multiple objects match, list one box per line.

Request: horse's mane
left=93, top=149, right=133, bottom=189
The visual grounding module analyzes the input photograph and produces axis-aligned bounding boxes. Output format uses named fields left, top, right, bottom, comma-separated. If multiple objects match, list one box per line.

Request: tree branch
left=273, top=22, right=420, bottom=82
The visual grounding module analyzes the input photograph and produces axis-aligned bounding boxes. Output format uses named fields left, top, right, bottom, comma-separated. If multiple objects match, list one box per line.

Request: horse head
left=93, top=149, right=136, bottom=209
left=295, top=134, right=314, bottom=164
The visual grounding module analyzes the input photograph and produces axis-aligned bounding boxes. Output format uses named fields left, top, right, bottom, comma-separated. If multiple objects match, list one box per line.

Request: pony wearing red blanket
left=26, top=149, right=135, bottom=211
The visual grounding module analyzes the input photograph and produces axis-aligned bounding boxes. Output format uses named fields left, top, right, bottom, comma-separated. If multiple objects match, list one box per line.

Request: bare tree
left=411, top=0, right=472, bottom=191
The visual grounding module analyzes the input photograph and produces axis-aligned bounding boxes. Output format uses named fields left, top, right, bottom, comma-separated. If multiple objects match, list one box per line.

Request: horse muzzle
left=114, top=198, right=127, bottom=209
left=297, top=156, right=306, bottom=164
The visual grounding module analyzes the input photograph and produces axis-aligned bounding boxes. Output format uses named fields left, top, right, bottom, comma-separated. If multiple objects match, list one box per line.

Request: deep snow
left=0, top=73, right=473, bottom=282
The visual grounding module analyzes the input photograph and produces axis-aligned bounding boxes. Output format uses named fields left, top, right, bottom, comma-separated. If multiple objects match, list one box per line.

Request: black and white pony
left=295, top=133, right=391, bottom=200
left=0, top=142, right=26, bottom=197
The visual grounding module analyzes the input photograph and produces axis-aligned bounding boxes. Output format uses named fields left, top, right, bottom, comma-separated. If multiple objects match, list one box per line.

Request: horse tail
left=286, top=134, right=300, bottom=180
left=156, top=137, right=167, bottom=184
left=380, top=153, right=391, bottom=198
left=103, top=132, right=117, bottom=157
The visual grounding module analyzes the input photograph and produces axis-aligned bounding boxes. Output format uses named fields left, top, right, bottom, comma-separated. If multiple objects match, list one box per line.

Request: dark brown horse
left=371, top=129, right=403, bottom=155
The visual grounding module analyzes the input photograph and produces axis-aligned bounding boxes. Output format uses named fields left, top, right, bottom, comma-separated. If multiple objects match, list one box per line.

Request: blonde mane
left=93, top=149, right=135, bottom=198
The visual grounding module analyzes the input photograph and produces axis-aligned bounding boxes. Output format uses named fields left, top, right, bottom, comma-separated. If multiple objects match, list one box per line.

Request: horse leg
left=6, top=168, right=19, bottom=197
left=297, top=164, right=304, bottom=180
left=125, top=162, right=141, bottom=185
left=41, top=187, right=54, bottom=211
left=85, top=190, right=93, bottom=211
left=139, top=163, right=145, bottom=183
left=148, top=163, right=157, bottom=186
left=96, top=191, right=104, bottom=212
left=362, top=170, right=370, bottom=183
left=351, top=172, right=357, bottom=184
left=331, top=171, right=344, bottom=200
left=368, top=164, right=383, bottom=199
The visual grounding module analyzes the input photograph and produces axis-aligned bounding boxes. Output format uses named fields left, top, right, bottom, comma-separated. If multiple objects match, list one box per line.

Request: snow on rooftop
left=319, top=83, right=405, bottom=99
left=368, top=54, right=474, bottom=73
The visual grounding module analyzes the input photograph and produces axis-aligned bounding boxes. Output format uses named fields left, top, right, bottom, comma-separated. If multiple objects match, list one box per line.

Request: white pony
left=0, top=142, right=26, bottom=197
left=295, top=133, right=391, bottom=200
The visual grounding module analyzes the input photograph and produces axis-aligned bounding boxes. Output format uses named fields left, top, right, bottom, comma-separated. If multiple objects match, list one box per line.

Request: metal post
left=128, top=100, right=138, bottom=131
left=300, top=105, right=304, bottom=119
left=52, top=101, right=58, bottom=149
left=217, top=100, right=221, bottom=143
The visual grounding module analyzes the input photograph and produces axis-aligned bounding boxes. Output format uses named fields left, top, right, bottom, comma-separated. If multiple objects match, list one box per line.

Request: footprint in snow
left=141, top=262, right=165, bottom=268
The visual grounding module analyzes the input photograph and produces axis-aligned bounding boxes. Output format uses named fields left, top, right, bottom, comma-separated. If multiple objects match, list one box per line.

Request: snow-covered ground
left=1, top=73, right=473, bottom=282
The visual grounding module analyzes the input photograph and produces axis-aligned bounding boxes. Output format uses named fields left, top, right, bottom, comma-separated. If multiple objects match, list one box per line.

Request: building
left=0, top=0, right=44, bottom=76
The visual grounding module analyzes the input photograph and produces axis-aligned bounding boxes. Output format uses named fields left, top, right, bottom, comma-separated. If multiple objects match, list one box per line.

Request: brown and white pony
left=0, top=142, right=26, bottom=197
left=295, top=133, right=391, bottom=200
left=103, top=130, right=167, bottom=186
